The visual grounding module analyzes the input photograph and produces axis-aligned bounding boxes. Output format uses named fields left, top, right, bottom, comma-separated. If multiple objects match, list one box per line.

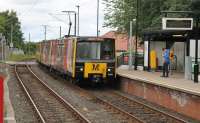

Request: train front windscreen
left=76, top=40, right=115, bottom=61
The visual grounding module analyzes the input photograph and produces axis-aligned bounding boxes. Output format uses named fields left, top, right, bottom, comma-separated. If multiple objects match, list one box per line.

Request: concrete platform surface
left=4, top=68, right=16, bottom=123
left=117, top=67, right=200, bottom=97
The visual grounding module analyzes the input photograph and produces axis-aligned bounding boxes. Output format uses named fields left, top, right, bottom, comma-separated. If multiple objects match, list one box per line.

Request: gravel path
left=7, top=66, right=39, bottom=123
left=31, top=65, right=128, bottom=123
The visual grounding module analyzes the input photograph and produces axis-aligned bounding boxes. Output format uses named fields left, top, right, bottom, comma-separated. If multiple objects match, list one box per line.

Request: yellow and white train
left=38, top=36, right=116, bottom=84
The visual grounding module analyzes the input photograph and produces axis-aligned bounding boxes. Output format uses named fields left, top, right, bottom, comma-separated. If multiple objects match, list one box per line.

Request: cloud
left=0, top=0, right=113, bottom=42
left=6, top=0, right=47, bottom=5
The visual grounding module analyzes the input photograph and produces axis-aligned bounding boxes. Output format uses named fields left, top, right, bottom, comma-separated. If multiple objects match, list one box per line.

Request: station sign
left=162, top=18, right=193, bottom=30
left=10, top=42, right=13, bottom=48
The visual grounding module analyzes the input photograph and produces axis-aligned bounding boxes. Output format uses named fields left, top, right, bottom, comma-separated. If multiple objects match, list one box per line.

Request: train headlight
left=107, top=68, right=111, bottom=72
left=80, top=68, right=83, bottom=71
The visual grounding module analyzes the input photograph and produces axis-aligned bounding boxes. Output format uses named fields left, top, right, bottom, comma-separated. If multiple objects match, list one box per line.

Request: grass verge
left=8, top=54, right=36, bottom=61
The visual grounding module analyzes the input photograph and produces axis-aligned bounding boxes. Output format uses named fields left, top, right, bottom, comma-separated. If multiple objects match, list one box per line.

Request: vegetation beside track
left=8, top=54, right=36, bottom=61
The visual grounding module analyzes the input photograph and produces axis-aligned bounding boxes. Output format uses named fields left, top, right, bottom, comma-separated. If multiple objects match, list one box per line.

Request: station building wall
left=171, top=42, right=185, bottom=72
left=150, top=41, right=165, bottom=67
left=190, top=39, right=200, bottom=59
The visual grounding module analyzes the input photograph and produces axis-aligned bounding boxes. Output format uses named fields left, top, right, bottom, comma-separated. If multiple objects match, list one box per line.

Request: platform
left=117, top=65, right=200, bottom=121
left=117, top=66, right=200, bottom=96
left=3, top=67, right=16, bottom=123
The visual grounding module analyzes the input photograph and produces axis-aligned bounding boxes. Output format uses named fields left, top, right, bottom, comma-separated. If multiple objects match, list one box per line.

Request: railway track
left=15, top=65, right=91, bottom=123
left=51, top=79, right=189, bottom=123
left=56, top=82, right=146, bottom=122
left=39, top=76, right=187, bottom=122
left=31, top=65, right=134, bottom=123
left=91, top=90, right=189, bottom=123
left=30, top=64, right=192, bottom=123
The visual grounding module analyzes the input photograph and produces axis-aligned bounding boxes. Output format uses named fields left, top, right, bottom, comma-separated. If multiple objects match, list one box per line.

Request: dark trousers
left=162, top=63, right=169, bottom=77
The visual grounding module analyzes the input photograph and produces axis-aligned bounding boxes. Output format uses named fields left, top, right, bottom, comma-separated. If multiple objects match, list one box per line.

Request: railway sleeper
left=142, top=114, right=170, bottom=123
left=151, top=116, right=176, bottom=123
left=130, top=111, right=160, bottom=120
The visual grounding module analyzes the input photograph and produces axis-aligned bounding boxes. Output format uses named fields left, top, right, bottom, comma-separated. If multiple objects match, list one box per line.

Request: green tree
left=103, top=0, right=193, bottom=34
left=0, top=10, right=24, bottom=49
left=103, top=0, right=136, bottom=32
left=23, top=42, right=37, bottom=55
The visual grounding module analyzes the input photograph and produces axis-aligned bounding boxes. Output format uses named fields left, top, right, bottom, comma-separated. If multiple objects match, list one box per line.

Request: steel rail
left=15, top=65, right=46, bottom=123
left=27, top=65, right=91, bottom=123
left=94, top=97, right=143, bottom=123
left=34, top=64, right=187, bottom=123
left=112, top=91, right=188, bottom=123
left=69, top=82, right=187, bottom=123
left=62, top=83, right=144, bottom=123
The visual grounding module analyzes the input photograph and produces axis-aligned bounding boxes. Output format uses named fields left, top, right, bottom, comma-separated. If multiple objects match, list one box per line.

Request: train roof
left=75, top=36, right=115, bottom=42
left=39, top=36, right=115, bottom=43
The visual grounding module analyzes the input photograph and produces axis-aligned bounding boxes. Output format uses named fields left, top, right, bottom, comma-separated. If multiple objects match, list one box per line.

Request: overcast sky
left=0, top=0, right=112, bottom=42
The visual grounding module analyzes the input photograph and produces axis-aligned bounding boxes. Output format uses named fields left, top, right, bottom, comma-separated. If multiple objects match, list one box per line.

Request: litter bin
left=194, top=64, right=199, bottom=83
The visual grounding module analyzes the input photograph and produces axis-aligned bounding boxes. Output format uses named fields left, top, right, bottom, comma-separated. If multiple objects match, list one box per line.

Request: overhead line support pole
left=74, top=13, right=77, bottom=36
left=97, top=0, right=99, bottom=37
left=194, top=17, right=199, bottom=83
left=134, top=0, right=139, bottom=70
left=129, top=21, right=133, bottom=70
left=76, top=5, right=80, bottom=36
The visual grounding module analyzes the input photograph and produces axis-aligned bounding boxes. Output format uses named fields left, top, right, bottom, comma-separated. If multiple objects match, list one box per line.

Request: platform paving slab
left=4, top=68, right=16, bottom=123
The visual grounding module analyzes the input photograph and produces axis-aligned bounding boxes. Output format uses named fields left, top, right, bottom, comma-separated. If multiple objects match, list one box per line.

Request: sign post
left=194, top=18, right=199, bottom=83
left=129, top=21, right=133, bottom=70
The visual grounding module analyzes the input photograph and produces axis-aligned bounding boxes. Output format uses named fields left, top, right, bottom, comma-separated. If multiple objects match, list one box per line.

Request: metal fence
left=0, top=33, right=9, bottom=62
left=117, top=53, right=144, bottom=67
left=0, top=33, right=7, bottom=73
left=191, top=58, right=200, bottom=72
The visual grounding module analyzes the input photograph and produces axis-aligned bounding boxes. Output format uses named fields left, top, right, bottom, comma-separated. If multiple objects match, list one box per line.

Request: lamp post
left=134, top=0, right=139, bottom=70
left=194, top=17, right=199, bottom=83
left=0, top=34, right=3, bottom=62
left=129, top=19, right=136, bottom=70
left=76, top=5, right=80, bottom=36
left=129, top=21, right=133, bottom=70
left=0, top=35, right=5, bottom=62
left=29, top=33, right=30, bottom=55
left=10, top=24, right=13, bottom=48
left=2, top=36, right=5, bottom=62
left=41, top=25, right=47, bottom=42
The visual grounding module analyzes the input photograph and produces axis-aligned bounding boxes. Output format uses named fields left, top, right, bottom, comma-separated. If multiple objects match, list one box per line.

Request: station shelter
left=142, top=29, right=200, bottom=80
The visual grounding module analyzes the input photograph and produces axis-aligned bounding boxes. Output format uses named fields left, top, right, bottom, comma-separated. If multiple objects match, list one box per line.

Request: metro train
left=37, top=36, right=116, bottom=84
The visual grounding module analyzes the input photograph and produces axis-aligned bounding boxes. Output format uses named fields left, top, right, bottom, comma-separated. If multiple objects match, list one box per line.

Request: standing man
left=161, top=48, right=170, bottom=77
